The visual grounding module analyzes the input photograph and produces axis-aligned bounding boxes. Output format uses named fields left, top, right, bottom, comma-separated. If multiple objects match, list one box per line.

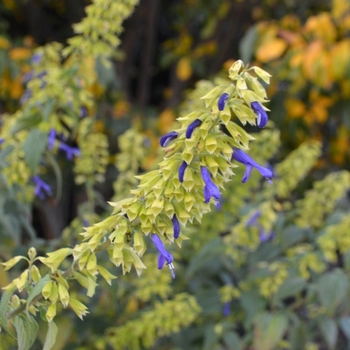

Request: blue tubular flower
left=186, top=119, right=202, bottom=138
left=251, top=101, right=268, bottom=128
left=259, top=229, right=275, bottom=243
left=48, top=129, right=56, bottom=150
left=172, top=214, right=180, bottom=239
left=31, top=53, right=43, bottom=64
left=59, top=142, right=81, bottom=161
left=178, top=161, right=188, bottom=183
left=160, top=131, right=179, bottom=147
left=33, top=176, right=52, bottom=200
left=80, top=106, right=87, bottom=118
left=150, top=234, right=175, bottom=278
left=20, top=90, right=32, bottom=105
left=223, top=301, right=231, bottom=317
left=0, top=138, right=4, bottom=144
left=218, top=93, right=229, bottom=111
left=200, top=166, right=221, bottom=204
left=232, top=149, right=273, bottom=184
left=246, top=211, right=261, bottom=227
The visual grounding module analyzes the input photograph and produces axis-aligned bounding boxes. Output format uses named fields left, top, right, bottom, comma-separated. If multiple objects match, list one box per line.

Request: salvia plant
left=0, top=0, right=278, bottom=347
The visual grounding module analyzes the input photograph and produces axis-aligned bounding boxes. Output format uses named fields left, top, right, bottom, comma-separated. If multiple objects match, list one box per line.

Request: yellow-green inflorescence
left=2, top=60, right=273, bottom=324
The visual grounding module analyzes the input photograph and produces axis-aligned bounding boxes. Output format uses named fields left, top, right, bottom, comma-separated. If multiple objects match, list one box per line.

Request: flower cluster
left=32, top=176, right=52, bottom=200
left=154, top=70, right=273, bottom=276
left=48, top=129, right=81, bottom=160
left=246, top=211, right=275, bottom=243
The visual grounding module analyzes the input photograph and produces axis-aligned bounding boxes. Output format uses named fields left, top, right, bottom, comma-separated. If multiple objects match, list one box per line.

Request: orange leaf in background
left=330, top=39, right=350, bottom=81
left=9, top=47, right=31, bottom=61
left=279, top=14, right=301, bottom=31
left=302, top=41, right=332, bottom=88
left=159, top=108, right=176, bottom=134
left=256, top=38, right=287, bottom=63
left=0, top=36, right=10, bottom=50
left=88, top=82, right=104, bottom=97
left=94, top=120, right=104, bottom=133
left=10, top=75, right=24, bottom=99
left=340, top=80, right=350, bottom=98
left=289, top=51, right=303, bottom=68
left=176, top=57, right=192, bottom=81
left=113, top=100, right=130, bottom=119
left=310, top=104, right=328, bottom=124
left=223, top=59, right=235, bottom=71
left=284, top=98, right=306, bottom=118
left=304, top=13, right=337, bottom=43
left=332, top=0, right=350, bottom=20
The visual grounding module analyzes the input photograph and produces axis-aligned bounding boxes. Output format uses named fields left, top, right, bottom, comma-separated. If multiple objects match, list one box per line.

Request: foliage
left=241, top=0, right=350, bottom=165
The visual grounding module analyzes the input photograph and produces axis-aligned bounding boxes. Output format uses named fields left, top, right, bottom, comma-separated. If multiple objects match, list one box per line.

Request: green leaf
left=203, top=324, right=218, bottom=350
left=340, top=317, right=350, bottom=341
left=223, top=331, right=242, bottom=350
left=239, top=25, right=258, bottom=63
left=45, top=151, right=62, bottom=202
left=43, top=320, right=58, bottom=350
left=254, top=312, right=288, bottom=350
left=290, top=322, right=308, bottom=350
left=26, top=275, right=51, bottom=317
left=0, top=285, right=16, bottom=336
left=318, top=317, right=338, bottom=350
left=273, top=277, right=306, bottom=305
left=339, top=316, right=350, bottom=340
left=42, top=99, right=55, bottom=121
left=240, top=290, right=266, bottom=327
left=10, top=113, right=42, bottom=135
left=12, top=315, right=39, bottom=350
left=317, top=269, right=349, bottom=313
left=23, top=129, right=48, bottom=172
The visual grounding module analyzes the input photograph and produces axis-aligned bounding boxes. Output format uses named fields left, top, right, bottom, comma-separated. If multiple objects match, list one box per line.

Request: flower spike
left=251, top=101, right=268, bottom=128
left=232, top=148, right=273, bottom=184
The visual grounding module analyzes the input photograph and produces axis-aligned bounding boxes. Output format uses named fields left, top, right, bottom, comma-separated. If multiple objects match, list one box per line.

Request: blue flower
left=33, top=176, right=52, bottom=200
left=218, top=93, right=229, bottom=111
left=246, top=211, right=275, bottom=243
left=80, top=106, right=87, bottom=118
left=172, top=214, right=180, bottom=239
left=223, top=301, right=231, bottom=317
left=150, top=234, right=175, bottom=278
left=246, top=211, right=261, bottom=227
left=48, top=129, right=56, bottom=150
left=201, top=166, right=221, bottom=204
left=251, top=101, right=268, bottom=128
left=231, top=149, right=273, bottom=184
left=186, top=119, right=202, bottom=138
left=59, top=142, right=81, bottom=161
left=0, top=138, right=4, bottom=145
left=20, top=90, right=32, bottom=105
left=31, top=53, right=43, bottom=64
left=22, top=72, right=34, bottom=84
left=259, top=229, right=275, bottom=243
left=178, top=161, right=188, bottom=183
left=160, top=131, right=179, bottom=147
